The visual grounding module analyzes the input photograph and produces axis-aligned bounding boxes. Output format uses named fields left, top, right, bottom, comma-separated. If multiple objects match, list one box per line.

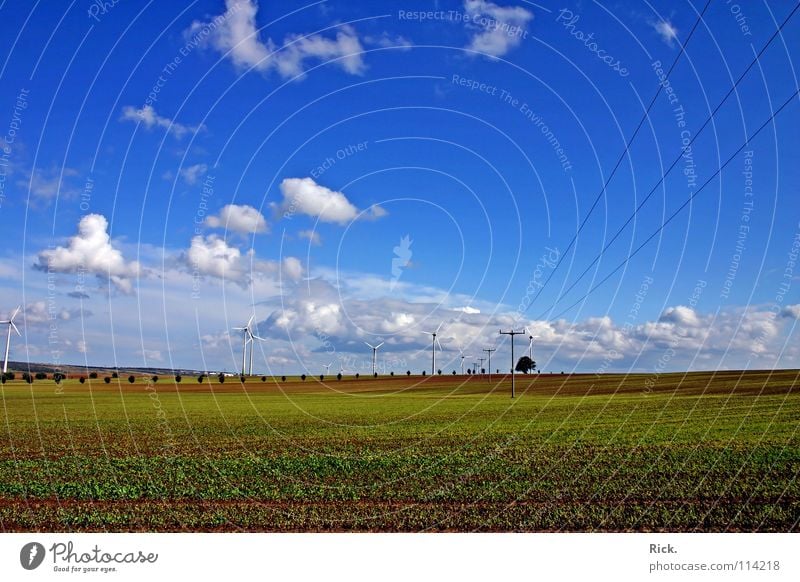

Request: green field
left=1, top=370, right=798, bottom=531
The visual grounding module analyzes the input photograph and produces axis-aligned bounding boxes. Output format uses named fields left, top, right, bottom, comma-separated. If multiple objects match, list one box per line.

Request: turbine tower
left=365, top=341, right=384, bottom=376
left=421, top=323, right=443, bottom=375
left=233, top=315, right=261, bottom=376
left=1, top=306, right=20, bottom=375
left=459, top=349, right=472, bottom=375
left=528, top=334, right=539, bottom=361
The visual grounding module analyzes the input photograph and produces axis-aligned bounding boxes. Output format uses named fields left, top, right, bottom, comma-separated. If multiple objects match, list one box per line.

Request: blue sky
left=0, top=0, right=798, bottom=375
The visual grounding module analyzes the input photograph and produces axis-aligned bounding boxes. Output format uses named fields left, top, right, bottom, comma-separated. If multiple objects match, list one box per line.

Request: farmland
left=0, top=370, right=798, bottom=532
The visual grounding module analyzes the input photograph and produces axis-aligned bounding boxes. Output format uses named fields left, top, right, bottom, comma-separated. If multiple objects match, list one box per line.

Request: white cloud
left=35, top=214, right=142, bottom=293
left=364, top=32, right=413, bottom=51
left=185, top=234, right=250, bottom=284
left=652, top=20, right=678, bottom=46
left=206, top=204, right=268, bottom=234
left=19, top=166, right=79, bottom=203
left=19, top=301, right=90, bottom=325
left=179, top=163, right=208, bottom=184
left=781, top=304, right=800, bottom=319
left=464, top=0, right=533, bottom=58
left=120, top=105, right=203, bottom=138
left=275, top=177, right=385, bottom=225
left=191, top=0, right=365, bottom=78
left=659, top=305, right=700, bottom=327
left=281, top=256, right=304, bottom=281
left=298, top=230, right=322, bottom=246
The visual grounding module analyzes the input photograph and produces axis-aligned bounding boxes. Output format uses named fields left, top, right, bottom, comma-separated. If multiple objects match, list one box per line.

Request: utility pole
left=499, top=329, right=526, bottom=398
left=478, top=357, right=486, bottom=376
left=483, top=348, right=496, bottom=383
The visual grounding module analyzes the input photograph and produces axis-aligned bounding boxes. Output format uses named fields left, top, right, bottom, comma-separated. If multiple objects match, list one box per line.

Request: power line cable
left=534, top=2, right=800, bottom=319
left=545, top=88, right=800, bottom=321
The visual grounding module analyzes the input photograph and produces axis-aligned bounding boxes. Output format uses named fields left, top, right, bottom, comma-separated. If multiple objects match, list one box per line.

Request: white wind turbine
left=459, top=349, right=472, bottom=375
left=233, top=315, right=263, bottom=376
left=365, top=341, right=384, bottom=376
left=1, top=306, right=20, bottom=375
left=323, top=362, right=333, bottom=376
left=421, top=323, right=444, bottom=375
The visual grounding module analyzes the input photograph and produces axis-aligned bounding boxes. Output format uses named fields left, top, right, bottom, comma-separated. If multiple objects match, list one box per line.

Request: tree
left=3, top=372, right=15, bottom=381
left=23, top=372, right=33, bottom=384
left=151, top=375, right=159, bottom=383
left=281, top=375, right=286, bottom=382
left=320, top=374, right=325, bottom=381
left=452, top=370, right=456, bottom=375
left=239, top=376, right=245, bottom=383
left=35, top=372, right=47, bottom=380
left=198, top=375, right=205, bottom=383
left=128, top=375, right=135, bottom=384
left=406, top=370, right=411, bottom=376
left=89, top=372, right=98, bottom=379
left=355, top=373, right=360, bottom=379
left=175, top=375, right=182, bottom=383
left=373, top=372, right=378, bottom=378
left=390, top=371, right=394, bottom=376
left=422, top=371, right=426, bottom=376
left=111, top=372, right=119, bottom=378
left=437, top=369, right=442, bottom=375
left=103, top=377, right=111, bottom=384
left=515, top=356, right=536, bottom=374
left=301, top=374, right=307, bottom=381
left=261, top=376, right=267, bottom=382
left=337, top=373, right=342, bottom=381
left=53, top=373, right=65, bottom=383
left=218, top=373, right=226, bottom=384
left=79, top=376, right=86, bottom=384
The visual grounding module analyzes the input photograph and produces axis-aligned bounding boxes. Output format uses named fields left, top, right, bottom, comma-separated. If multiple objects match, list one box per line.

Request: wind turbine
left=459, top=349, right=472, bottom=375
left=528, top=334, right=539, bottom=360
left=248, top=331, right=266, bottom=375
left=233, top=315, right=259, bottom=376
left=1, top=306, right=20, bottom=375
left=421, top=322, right=443, bottom=375
left=365, top=341, right=384, bottom=376
left=323, top=362, right=333, bottom=376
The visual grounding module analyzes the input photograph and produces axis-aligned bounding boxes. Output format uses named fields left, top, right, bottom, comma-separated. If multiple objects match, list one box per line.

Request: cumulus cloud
left=781, top=304, right=800, bottom=320
left=659, top=305, right=701, bottom=328
left=275, top=177, right=385, bottom=225
left=652, top=19, right=678, bottom=46
left=179, top=163, right=208, bottom=184
left=298, top=230, right=322, bottom=246
left=35, top=214, right=142, bottom=293
left=464, top=0, right=533, bottom=57
left=281, top=256, right=304, bottom=281
left=120, top=105, right=203, bottom=138
left=190, top=0, right=365, bottom=78
left=184, top=234, right=250, bottom=284
left=206, top=204, right=268, bottom=234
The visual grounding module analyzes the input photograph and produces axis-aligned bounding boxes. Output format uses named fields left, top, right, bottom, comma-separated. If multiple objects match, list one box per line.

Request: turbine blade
left=10, top=306, right=20, bottom=320
left=11, top=321, right=20, bottom=335
left=365, top=341, right=375, bottom=349
left=376, top=342, right=384, bottom=349
left=247, top=314, right=255, bottom=327
left=435, top=322, right=443, bottom=333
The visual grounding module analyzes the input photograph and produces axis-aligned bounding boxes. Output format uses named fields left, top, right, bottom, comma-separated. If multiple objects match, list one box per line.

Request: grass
left=0, top=370, right=798, bottom=531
